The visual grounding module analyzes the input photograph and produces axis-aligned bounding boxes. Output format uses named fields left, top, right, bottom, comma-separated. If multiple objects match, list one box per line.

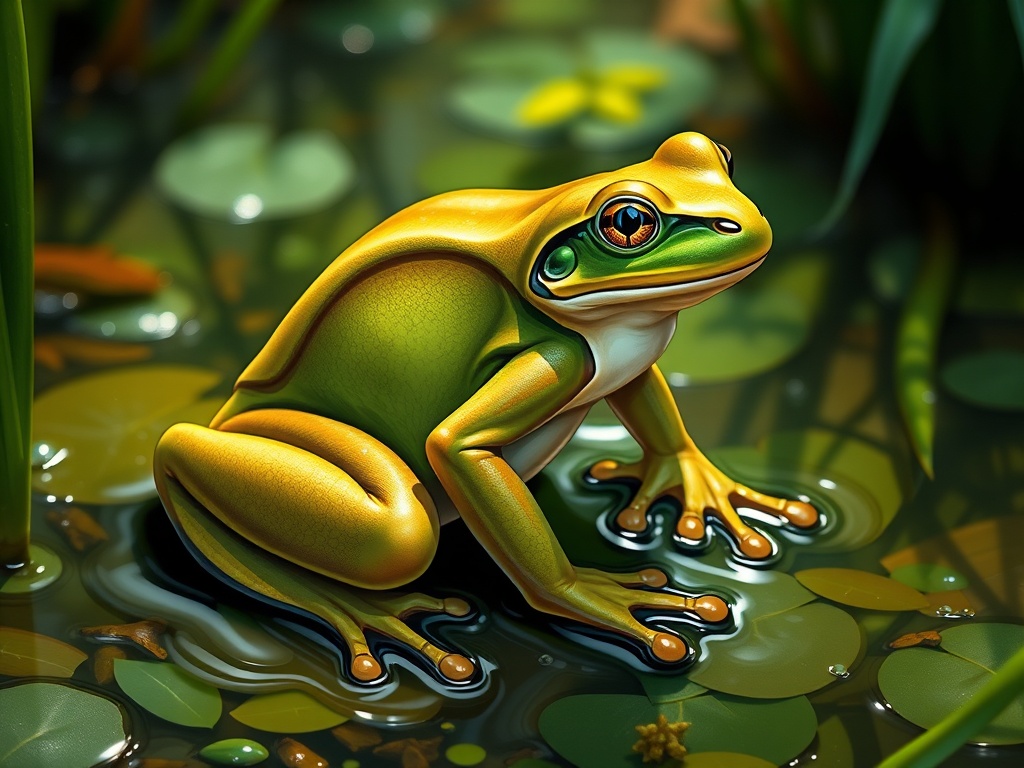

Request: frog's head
left=525, top=132, right=770, bottom=321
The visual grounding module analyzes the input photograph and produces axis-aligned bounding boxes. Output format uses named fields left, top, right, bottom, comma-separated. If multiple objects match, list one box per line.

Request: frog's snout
left=712, top=218, right=741, bottom=235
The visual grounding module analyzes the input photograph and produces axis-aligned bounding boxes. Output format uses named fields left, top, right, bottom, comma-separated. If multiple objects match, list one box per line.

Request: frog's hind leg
left=154, top=409, right=474, bottom=684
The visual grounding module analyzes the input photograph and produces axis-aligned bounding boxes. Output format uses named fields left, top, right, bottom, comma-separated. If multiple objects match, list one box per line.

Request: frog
left=154, top=132, right=818, bottom=685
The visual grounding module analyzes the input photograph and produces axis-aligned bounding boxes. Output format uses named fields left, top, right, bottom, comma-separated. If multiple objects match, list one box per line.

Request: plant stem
left=0, top=0, right=35, bottom=566
left=175, top=0, right=283, bottom=130
left=894, top=203, right=955, bottom=479
left=879, top=643, right=1024, bottom=768
left=145, top=0, right=219, bottom=73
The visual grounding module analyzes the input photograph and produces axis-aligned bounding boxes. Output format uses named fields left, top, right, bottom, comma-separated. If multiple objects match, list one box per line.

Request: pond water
left=4, top=2, right=1024, bottom=767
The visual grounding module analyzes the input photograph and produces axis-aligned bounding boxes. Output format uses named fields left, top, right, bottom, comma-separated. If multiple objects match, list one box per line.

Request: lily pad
left=448, top=30, right=715, bottom=151
left=889, top=563, right=968, bottom=592
left=636, top=673, right=707, bottom=704
left=0, top=627, right=87, bottom=678
left=658, top=252, right=826, bottom=385
left=230, top=690, right=349, bottom=733
left=539, top=692, right=817, bottom=767
left=155, top=124, right=355, bottom=222
left=32, top=365, right=223, bottom=504
left=416, top=140, right=534, bottom=197
left=683, top=754, right=775, bottom=768
left=795, top=568, right=928, bottom=611
left=689, top=602, right=862, bottom=699
left=940, top=350, right=1024, bottom=411
left=65, top=284, right=198, bottom=342
left=0, top=682, right=127, bottom=768
left=882, top=515, right=1024, bottom=616
left=113, top=659, right=222, bottom=728
left=878, top=623, right=1024, bottom=745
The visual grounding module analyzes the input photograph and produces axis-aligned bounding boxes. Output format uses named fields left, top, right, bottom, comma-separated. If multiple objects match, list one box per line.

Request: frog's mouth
left=545, top=256, right=766, bottom=321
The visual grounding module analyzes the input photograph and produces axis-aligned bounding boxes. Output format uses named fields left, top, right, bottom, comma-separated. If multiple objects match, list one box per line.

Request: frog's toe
left=651, top=632, right=689, bottom=663
left=615, top=505, right=650, bottom=533
left=439, top=653, right=475, bottom=682
left=675, top=512, right=706, bottom=542
left=351, top=653, right=384, bottom=682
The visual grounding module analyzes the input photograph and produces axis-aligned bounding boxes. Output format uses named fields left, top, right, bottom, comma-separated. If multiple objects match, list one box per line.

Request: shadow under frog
left=154, top=133, right=820, bottom=686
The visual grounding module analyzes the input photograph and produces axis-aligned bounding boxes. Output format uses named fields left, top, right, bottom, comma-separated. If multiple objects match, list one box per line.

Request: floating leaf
left=688, top=603, right=861, bottom=699
left=795, top=568, right=928, bottom=611
left=658, top=251, right=825, bottom=384
left=34, top=243, right=162, bottom=297
left=113, top=659, right=222, bottom=727
left=66, top=284, right=198, bottom=342
left=416, top=141, right=534, bottom=197
left=815, top=715, right=855, bottom=768
left=32, top=365, right=222, bottom=504
left=683, top=754, right=775, bottom=768
left=34, top=335, right=153, bottom=372
left=0, top=626, right=87, bottom=678
left=636, top=673, right=707, bottom=704
left=0, top=682, right=127, bottom=768
left=199, top=738, right=269, bottom=766
left=889, top=563, right=968, bottom=592
left=882, top=515, right=1024, bottom=616
left=230, top=690, right=349, bottom=733
left=539, top=693, right=816, bottom=768
left=940, top=350, right=1024, bottom=412
left=155, top=124, right=355, bottom=221
left=878, top=623, right=1024, bottom=745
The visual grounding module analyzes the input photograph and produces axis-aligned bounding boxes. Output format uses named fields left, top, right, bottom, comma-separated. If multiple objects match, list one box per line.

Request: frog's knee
left=359, top=483, right=438, bottom=588
left=155, top=422, right=211, bottom=477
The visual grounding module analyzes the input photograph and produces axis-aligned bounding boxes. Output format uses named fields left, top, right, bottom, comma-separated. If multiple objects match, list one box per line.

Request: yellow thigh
left=154, top=408, right=439, bottom=590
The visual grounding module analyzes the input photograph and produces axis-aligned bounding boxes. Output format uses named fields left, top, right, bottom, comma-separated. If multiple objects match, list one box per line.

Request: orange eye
left=598, top=199, right=658, bottom=249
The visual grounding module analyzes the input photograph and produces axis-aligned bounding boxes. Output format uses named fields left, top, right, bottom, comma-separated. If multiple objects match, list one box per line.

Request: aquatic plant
left=0, top=0, right=35, bottom=567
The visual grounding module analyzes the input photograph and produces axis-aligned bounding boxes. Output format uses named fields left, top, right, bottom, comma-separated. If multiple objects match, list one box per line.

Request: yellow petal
left=600, top=64, right=666, bottom=92
left=592, top=84, right=642, bottom=124
left=517, top=78, right=589, bottom=127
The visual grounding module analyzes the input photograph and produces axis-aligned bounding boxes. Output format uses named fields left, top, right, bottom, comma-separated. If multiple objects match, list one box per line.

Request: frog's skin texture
left=154, top=133, right=818, bottom=685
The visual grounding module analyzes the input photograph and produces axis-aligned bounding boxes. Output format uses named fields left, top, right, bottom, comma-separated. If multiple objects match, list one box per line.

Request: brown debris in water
left=93, top=645, right=127, bottom=683
left=46, top=506, right=109, bottom=551
left=80, top=619, right=169, bottom=659
left=373, top=736, right=443, bottom=767
left=889, top=630, right=942, bottom=649
left=331, top=722, right=383, bottom=751
left=633, top=713, right=689, bottom=764
left=277, top=737, right=329, bottom=767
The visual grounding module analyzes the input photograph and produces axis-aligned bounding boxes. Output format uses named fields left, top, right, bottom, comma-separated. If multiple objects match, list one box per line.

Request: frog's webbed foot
left=323, top=590, right=476, bottom=683
left=529, top=566, right=730, bottom=665
left=590, top=452, right=819, bottom=560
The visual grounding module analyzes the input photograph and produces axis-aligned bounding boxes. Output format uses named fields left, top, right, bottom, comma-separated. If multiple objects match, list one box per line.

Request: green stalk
left=895, top=206, right=955, bottom=478
left=175, top=0, right=282, bottom=130
left=879, top=643, right=1024, bottom=768
left=0, top=0, right=35, bottom=566
left=145, top=0, right=219, bottom=73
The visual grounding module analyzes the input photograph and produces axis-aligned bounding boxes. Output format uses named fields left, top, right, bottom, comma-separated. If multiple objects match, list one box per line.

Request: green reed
left=0, top=0, right=34, bottom=566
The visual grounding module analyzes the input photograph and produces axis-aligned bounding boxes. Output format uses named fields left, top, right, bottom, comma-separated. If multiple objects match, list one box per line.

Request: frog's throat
left=548, top=257, right=765, bottom=324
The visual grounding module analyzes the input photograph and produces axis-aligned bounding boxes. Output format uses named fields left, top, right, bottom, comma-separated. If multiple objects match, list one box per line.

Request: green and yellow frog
left=155, top=132, right=818, bottom=684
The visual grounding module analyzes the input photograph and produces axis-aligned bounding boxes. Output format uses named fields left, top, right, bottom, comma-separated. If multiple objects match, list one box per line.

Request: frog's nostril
left=713, top=219, right=741, bottom=235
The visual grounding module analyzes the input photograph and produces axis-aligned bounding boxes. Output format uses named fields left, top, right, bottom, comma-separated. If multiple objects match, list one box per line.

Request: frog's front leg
left=591, top=365, right=819, bottom=560
left=154, top=409, right=474, bottom=683
left=427, top=343, right=729, bottom=665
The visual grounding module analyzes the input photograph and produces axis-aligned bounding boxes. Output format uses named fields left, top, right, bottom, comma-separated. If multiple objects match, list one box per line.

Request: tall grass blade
left=0, top=0, right=35, bottom=565
left=1010, top=0, right=1024, bottom=68
left=816, top=0, right=943, bottom=233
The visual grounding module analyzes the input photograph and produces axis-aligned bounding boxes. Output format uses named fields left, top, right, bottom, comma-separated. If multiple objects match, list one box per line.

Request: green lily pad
left=114, top=659, right=222, bottom=728
left=539, top=692, right=817, bottom=767
left=689, top=602, right=862, bottom=699
left=657, top=252, right=826, bottom=385
left=0, top=682, right=127, bottom=768
left=635, top=673, right=707, bottom=704
left=199, top=738, right=269, bottom=766
left=878, top=623, right=1024, bottom=745
left=416, top=140, right=535, bottom=196
left=794, top=568, right=929, bottom=611
left=66, top=284, right=197, bottom=342
left=155, top=124, right=355, bottom=222
left=940, top=350, right=1024, bottom=411
left=684, top=754, right=775, bottom=768
left=31, top=365, right=223, bottom=504
left=889, top=563, right=969, bottom=592
left=229, top=690, right=348, bottom=733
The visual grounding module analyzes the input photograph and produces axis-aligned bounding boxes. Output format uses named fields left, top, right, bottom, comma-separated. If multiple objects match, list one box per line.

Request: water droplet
left=341, top=24, right=374, bottom=54
left=828, top=664, right=849, bottom=678
left=538, top=654, right=554, bottom=666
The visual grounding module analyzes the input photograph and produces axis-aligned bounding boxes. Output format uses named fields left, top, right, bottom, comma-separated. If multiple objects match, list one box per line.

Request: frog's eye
left=597, top=198, right=659, bottom=250
left=715, top=142, right=734, bottom=178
